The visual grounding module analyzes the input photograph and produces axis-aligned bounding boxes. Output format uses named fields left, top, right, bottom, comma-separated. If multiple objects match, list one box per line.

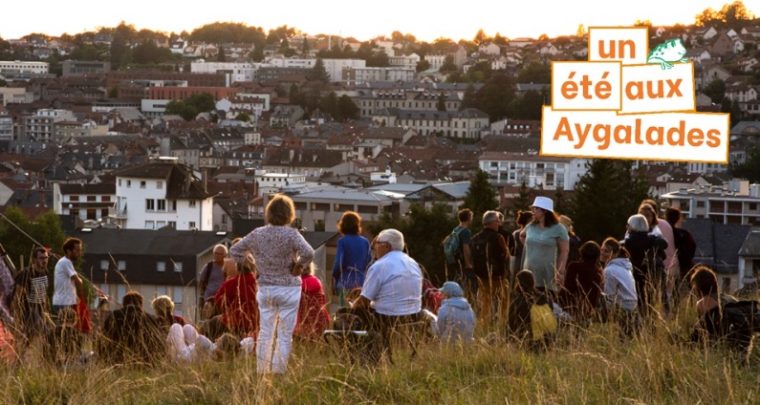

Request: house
left=685, top=48, right=712, bottom=64
left=663, top=185, right=760, bottom=226
left=478, top=151, right=589, bottom=191
left=112, top=159, right=215, bottom=231
left=291, top=188, right=401, bottom=232
left=710, top=32, right=734, bottom=56
left=738, top=230, right=760, bottom=291
left=478, top=43, right=501, bottom=56
left=77, top=227, right=229, bottom=318
left=53, top=182, right=115, bottom=222
left=681, top=218, right=752, bottom=292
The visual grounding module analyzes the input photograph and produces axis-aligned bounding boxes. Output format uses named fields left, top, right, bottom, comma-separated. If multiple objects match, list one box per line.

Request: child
left=294, top=264, right=331, bottom=340
left=507, top=270, right=557, bottom=350
left=435, top=281, right=475, bottom=344
left=166, top=323, right=254, bottom=362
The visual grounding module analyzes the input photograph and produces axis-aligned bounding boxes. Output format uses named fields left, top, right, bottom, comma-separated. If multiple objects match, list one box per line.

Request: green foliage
left=436, top=93, right=447, bottom=112
left=731, top=145, right=760, bottom=183
left=416, top=59, right=430, bottom=72
left=165, top=93, right=215, bottom=121
left=0, top=207, right=65, bottom=268
left=190, top=22, right=266, bottom=45
left=569, top=159, right=650, bottom=243
left=131, top=40, right=174, bottom=65
left=509, top=90, right=545, bottom=120
left=70, top=44, right=109, bottom=62
left=462, top=170, right=499, bottom=232
left=235, top=112, right=251, bottom=122
left=696, top=1, right=754, bottom=28
left=306, top=58, right=330, bottom=83
left=439, top=55, right=458, bottom=74
left=507, top=180, right=534, bottom=219
left=517, top=62, right=550, bottom=83
left=337, top=95, right=359, bottom=121
left=464, top=72, right=516, bottom=122
left=704, top=79, right=725, bottom=104
left=366, top=203, right=457, bottom=283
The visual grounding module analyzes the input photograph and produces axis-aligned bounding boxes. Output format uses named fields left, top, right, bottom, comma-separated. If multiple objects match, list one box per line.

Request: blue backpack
left=443, top=227, right=463, bottom=264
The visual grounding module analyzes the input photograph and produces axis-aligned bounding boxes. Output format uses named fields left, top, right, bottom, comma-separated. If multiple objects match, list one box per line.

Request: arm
left=198, top=263, right=209, bottom=295
left=292, top=230, right=315, bottom=267
left=556, top=239, right=569, bottom=285
left=462, top=243, right=473, bottom=269
left=332, top=238, right=344, bottom=280
left=230, top=231, right=256, bottom=263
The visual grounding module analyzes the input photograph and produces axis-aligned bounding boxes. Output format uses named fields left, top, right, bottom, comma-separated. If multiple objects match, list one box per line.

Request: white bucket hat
left=531, top=196, right=554, bottom=213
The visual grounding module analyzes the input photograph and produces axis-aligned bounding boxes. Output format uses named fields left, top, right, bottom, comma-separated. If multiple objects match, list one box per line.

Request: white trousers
left=256, top=285, right=301, bottom=374
left=167, top=323, right=214, bottom=362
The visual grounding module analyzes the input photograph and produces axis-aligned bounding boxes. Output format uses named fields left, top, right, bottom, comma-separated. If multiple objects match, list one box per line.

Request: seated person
left=353, top=229, right=423, bottom=361
left=435, top=281, right=475, bottom=344
left=152, top=295, right=186, bottom=335
left=600, top=238, right=639, bottom=339
left=99, top=291, right=165, bottom=365
left=507, top=270, right=557, bottom=349
left=560, top=241, right=603, bottom=323
left=294, top=264, right=330, bottom=341
left=214, top=260, right=258, bottom=338
left=166, top=323, right=254, bottom=363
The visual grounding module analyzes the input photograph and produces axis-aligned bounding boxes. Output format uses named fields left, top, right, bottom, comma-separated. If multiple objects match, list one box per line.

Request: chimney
left=202, top=168, right=208, bottom=193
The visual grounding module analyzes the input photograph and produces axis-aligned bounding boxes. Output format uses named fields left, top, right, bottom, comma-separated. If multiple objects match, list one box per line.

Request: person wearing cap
left=435, top=281, right=475, bottom=345
left=354, top=229, right=423, bottom=360
left=520, top=197, right=570, bottom=296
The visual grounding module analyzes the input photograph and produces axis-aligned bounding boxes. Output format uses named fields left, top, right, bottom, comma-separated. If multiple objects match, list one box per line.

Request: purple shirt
left=231, top=225, right=314, bottom=287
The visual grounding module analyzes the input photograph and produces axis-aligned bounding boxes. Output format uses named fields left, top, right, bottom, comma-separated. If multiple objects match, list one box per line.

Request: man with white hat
left=519, top=197, right=569, bottom=294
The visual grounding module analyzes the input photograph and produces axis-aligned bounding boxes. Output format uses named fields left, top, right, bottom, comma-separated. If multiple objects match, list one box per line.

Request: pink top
left=231, top=225, right=314, bottom=287
left=657, top=219, right=676, bottom=271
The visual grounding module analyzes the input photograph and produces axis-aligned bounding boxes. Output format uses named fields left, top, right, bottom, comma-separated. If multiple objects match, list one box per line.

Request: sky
left=1, top=0, right=757, bottom=41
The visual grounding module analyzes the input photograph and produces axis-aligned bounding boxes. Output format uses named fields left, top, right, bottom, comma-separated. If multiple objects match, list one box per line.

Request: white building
left=0, top=61, right=49, bottom=75
left=322, top=59, right=366, bottom=83
left=662, top=185, right=760, bottom=226
left=388, top=53, right=420, bottom=69
left=425, top=54, right=446, bottom=71
left=291, top=189, right=400, bottom=232
left=478, top=151, right=589, bottom=191
left=190, top=61, right=255, bottom=83
left=0, top=113, right=12, bottom=141
left=112, top=159, right=215, bottom=231
left=255, top=172, right=307, bottom=195
left=343, top=67, right=416, bottom=85
left=53, top=182, right=116, bottom=222
left=140, top=99, right=171, bottom=117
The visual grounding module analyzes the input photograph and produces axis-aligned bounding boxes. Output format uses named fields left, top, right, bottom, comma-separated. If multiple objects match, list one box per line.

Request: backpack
left=530, top=303, right=558, bottom=341
left=471, top=229, right=507, bottom=279
left=443, top=227, right=464, bottom=265
left=716, top=300, right=760, bottom=350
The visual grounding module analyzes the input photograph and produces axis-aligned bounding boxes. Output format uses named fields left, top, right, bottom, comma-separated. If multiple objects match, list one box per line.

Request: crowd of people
left=0, top=192, right=756, bottom=372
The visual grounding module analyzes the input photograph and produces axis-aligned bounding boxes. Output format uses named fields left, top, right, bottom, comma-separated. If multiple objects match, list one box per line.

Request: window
left=102, top=196, right=110, bottom=202
left=697, top=201, right=705, bottom=208
left=87, top=195, right=96, bottom=202
left=100, top=260, right=109, bottom=271
left=158, top=199, right=166, bottom=211
left=101, top=209, right=108, bottom=217
left=140, top=181, right=146, bottom=188
left=168, top=221, right=176, bottom=229
left=145, top=220, right=155, bottom=229
left=171, top=200, right=177, bottom=211
left=156, top=181, right=163, bottom=189
left=173, top=288, right=183, bottom=304
left=156, top=286, right=167, bottom=296
left=189, top=221, right=197, bottom=229
left=70, top=195, right=80, bottom=202
left=189, top=200, right=196, bottom=208
left=750, top=203, right=758, bottom=211
left=174, top=261, right=183, bottom=272
left=118, top=260, right=126, bottom=271
left=127, top=180, right=131, bottom=187
left=117, top=285, right=127, bottom=303
left=156, top=261, right=166, bottom=272
left=118, top=179, right=122, bottom=186
left=221, top=214, right=227, bottom=224
left=146, top=199, right=155, bottom=211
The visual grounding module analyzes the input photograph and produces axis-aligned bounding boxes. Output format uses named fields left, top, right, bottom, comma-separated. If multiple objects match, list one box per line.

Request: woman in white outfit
left=230, top=194, right=314, bottom=374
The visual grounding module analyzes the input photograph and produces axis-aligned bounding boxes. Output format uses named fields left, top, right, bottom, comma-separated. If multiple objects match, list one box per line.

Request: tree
left=473, top=29, right=489, bottom=46
left=439, top=55, right=458, bottom=74
left=416, top=59, right=430, bottom=72
left=236, top=112, right=251, bottom=122
left=510, top=90, right=544, bottom=120
left=436, top=93, right=447, bottom=112
left=132, top=40, right=173, bottom=65
left=576, top=24, right=586, bottom=38
left=507, top=180, right=533, bottom=218
left=337, top=95, right=359, bottom=121
left=569, top=160, right=650, bottom=243
left=470, top=72, right=515, bottom=122
left=704, top=79, right=726, bottom=104
left=462, top=170, right=499, bottom=232
left=307, top=58, right=330, bottom=83
left=165, top=100, right=197, bottom=121
left=731, top=145, right=760, bottom=183
left=695, top=1, right=754, bottom=28
left=517, top=62, right=550, bottom=83
left=165, top=93, right=215, bottom=121
left=110, top=21, right=136, bottom=69
left=217, top=45, right=226, bottom=62
left=0, top=207, right=65, bottom=271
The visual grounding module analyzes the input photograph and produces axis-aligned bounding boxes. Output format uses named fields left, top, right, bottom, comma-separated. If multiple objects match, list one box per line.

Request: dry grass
left=4, top=308, right=760, bottom=405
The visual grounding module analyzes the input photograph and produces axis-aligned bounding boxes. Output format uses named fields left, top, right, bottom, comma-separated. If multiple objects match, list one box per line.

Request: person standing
left=623, top=214, right=668, bottom=318
left=12, top=247, right=54, bottom=351
left=332, top=211, right=371, bottom=307
left=520, top=197, right=569, bottom=296
left=470, top=211, right=509, bottom=322
left=230, top=194, right=314, bottom=374
left=52, top=238, right=83, bottom=316
left=198, top=244, right=228, bottom=319
left=666, top=207, right=697, bottom=310
left=443, top=209, right=476, bottom=300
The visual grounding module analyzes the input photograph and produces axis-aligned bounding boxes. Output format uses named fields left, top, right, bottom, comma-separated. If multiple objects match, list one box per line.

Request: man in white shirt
left=354, top=229, right=423, bottom=361
left=52, top=238, right=83, bottom=315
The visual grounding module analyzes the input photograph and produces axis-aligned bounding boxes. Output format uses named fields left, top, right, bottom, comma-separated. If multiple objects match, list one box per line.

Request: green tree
left=165, top=100, right=196, bottom=121
left=0, top=207, right=65, bottom=270
left=337, top=95, right=359, bottom=121
left=471, top=72, right=515, bottom=122
left=366, top=203, right=457, bottom=283
left=236, top=112, right=251, bottom=122
left=507, top=180, right=533, bottom=218
left=110, top=21, right=136, bottom=69
left=217, top=45, right=226, bottom=62
left=307, top=58, right=330, bottom=83
left=569, top=160, right=650, bottom=243
left=439, top=55, right=458, bottom=74
left=416, top=59, right=431, bottom=72
left=473, top=29, right=489, bottom=46
left=510, top=90, right=544, bottom=120
left=132, top=39, right=173, bottom=65
left=436, top=93, right=447, bottom=112
left=462, top=170, right=499, bottom=232
left=517, top=62, right=550, bottom=83
left=731, top=145, right=760, bottom=183
left=704, top=79, right=726, bottom=104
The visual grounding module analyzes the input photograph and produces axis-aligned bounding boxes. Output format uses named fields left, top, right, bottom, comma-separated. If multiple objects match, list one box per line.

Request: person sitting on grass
left=600, top=238, right=639, bottom=339
left=45, top=307, right=82, bottom=366
left=294, top=264, right=330, bottom=341
left=166, top=323, right=254, bottom=363
left=152, top=295, right=186, bottom=335
left=435, top=281, right=475, bottom=345
left=507, top=270, right=557, bottom=350
left=214, top=260, right=259, bottom=339
left=99, top=291, right=165, bottom=366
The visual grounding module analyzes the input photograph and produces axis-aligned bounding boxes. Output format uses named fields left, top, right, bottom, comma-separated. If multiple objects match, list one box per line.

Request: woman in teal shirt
left=520, top=197, right=570, bottom=293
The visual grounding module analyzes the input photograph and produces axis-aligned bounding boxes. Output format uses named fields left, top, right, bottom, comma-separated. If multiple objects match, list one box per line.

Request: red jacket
left=214, top=273, right=259, bottom=336
left=295, top=275, right=330, bottom=340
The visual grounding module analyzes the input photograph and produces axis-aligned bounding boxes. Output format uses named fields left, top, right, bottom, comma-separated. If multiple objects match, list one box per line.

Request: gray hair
left=376, top=228, right=405, bottom=251
left=213, top=244, right=229, bottom=254
left=482, top=210, right=501, bottom=225
left=627, top=214, right=649, bottom=233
